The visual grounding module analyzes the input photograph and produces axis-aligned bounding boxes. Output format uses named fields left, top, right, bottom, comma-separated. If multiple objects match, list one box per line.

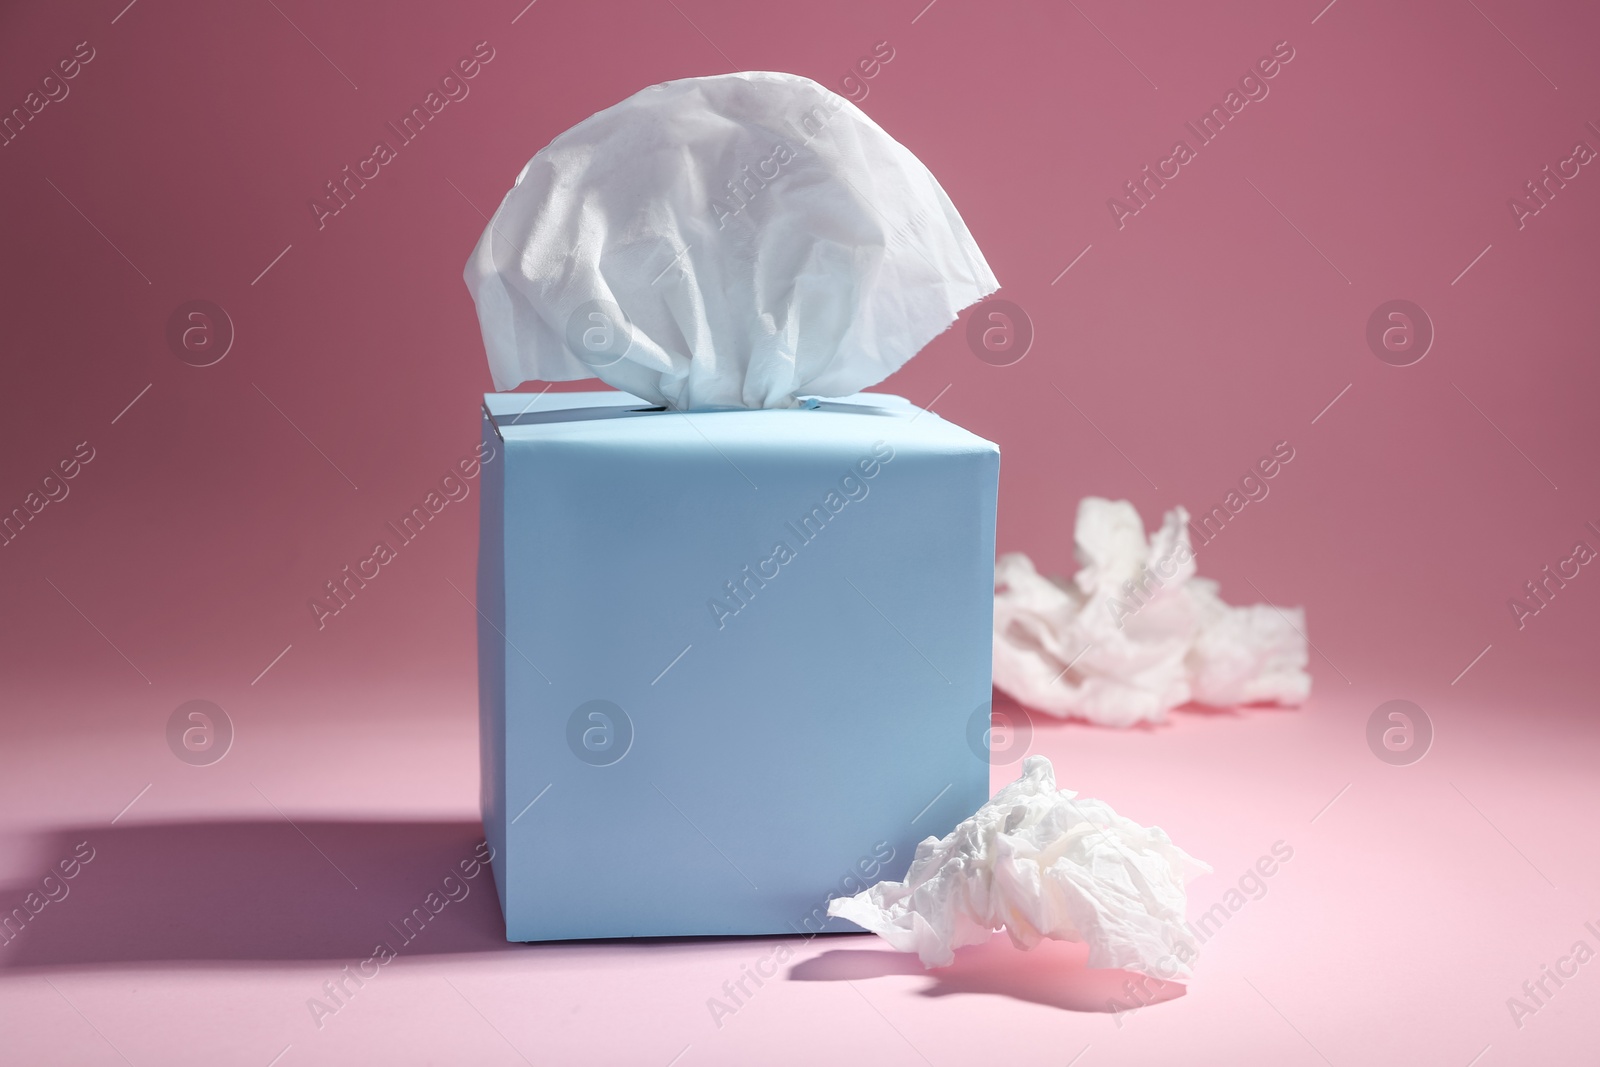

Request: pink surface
left=3, top=0, right=1599, bottom=1064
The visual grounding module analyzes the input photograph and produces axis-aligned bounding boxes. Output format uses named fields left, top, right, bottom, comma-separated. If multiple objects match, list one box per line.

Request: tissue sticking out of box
left=828, top=755, right=1210, bottom=976
left=462, top=71, right=998, bottom=410
left=992, top=498, right=1311, bottom=727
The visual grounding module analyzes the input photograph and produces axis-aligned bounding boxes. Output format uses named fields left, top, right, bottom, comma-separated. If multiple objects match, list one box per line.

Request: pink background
left=3, top=0, right=1598, bottom=1063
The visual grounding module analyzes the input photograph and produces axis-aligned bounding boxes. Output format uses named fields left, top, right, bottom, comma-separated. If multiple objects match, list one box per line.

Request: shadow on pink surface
left=990, top=688, right=1279, bottom=742
left=790, top=934, right=1187, bottom=1014
left=0, top=820, right=513, bottom=968
left=3, top=818, right=1190, bottom=1019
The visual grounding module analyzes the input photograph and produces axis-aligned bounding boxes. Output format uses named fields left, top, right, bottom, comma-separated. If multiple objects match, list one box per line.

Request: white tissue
left=828, top=755, right=1210, bottom=976
left=463, top=71, right=998, bottom=410
left=992, top=498, right=1311, bottom=727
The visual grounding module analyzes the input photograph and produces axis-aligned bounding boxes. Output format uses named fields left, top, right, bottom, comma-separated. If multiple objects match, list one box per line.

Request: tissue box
left=477, top=390, right=998, bottom=940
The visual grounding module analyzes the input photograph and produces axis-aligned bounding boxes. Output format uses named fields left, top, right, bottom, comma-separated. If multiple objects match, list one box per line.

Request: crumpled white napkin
left=993, top=498, right=1311, bottom=726
left=828, top=755, right=1210, bottom=976
left=463, top=70, right=997, bottom=410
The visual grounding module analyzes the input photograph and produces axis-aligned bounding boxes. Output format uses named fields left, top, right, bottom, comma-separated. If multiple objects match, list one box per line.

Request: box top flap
left=483, top=391, right=918, bottom=420
left=480, top=391, right=994, bottom=454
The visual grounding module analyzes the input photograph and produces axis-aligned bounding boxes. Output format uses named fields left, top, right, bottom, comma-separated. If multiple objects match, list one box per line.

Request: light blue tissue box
left=477, top=390, right=998, bottom=941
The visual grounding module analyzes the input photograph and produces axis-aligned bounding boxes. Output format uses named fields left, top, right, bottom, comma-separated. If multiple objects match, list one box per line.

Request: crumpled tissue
left=993, top=497, right=1311, bottom=727
left=828, top=755, right=1210, bottom=976
left=463, top=70, right=998, bottom=410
